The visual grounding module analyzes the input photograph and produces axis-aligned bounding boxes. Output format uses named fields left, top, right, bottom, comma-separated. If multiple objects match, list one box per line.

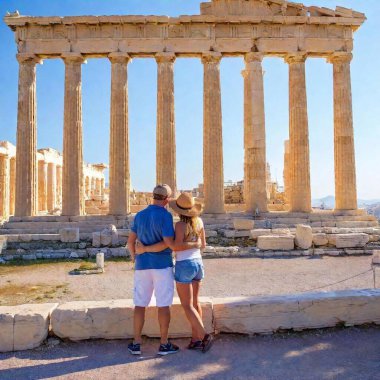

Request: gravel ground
left=0, top=256, right=377, bottom=305
left=1, top=326, right=380, bottom=379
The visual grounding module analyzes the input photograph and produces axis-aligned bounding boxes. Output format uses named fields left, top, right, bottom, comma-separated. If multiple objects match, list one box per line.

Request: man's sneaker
left=128, top=342, right=141, bottom=355
left=157, top=341, right=180, bottom=356
left=201, top=334, right=214, bottom=353
left=187, top=340, right=203, bottom=350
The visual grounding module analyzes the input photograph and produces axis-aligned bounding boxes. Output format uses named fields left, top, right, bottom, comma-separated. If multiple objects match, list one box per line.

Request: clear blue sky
left=0, top=0, right=379, bottom=199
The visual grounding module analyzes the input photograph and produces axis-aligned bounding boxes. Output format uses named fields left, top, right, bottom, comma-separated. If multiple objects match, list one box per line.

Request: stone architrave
left=108, top=53, right=131, bottom=216
left=156, top=53, right=176, bottom=194
left=14, top=54, right=41, bottom=217
left=0, top=155, right=10, bottom=219
left=47, top=163, right=57, bottom=212
left=242, top=53, right=267, bottom=213
left=38, top=160, right=48, bottom=212
left=62, top=53, right=86, bottom=216
left=202, top=52, right=224, bottom=214
left=328, top=52, right=357, bottom=211
left=9, top=158, right=16, bottom=215
left=285, top=53, right=311, bottom=213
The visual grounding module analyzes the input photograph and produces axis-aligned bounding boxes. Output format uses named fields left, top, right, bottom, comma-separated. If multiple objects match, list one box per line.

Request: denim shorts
left=174, top=258, right=204, bottom=284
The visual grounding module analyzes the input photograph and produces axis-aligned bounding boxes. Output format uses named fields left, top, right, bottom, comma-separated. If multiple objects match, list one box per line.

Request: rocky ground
left=1, top=326, right=380, bottom=379
left=0, top=256, right=377, bottom=306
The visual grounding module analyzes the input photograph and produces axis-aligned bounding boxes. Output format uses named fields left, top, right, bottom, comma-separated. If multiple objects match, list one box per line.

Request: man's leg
left=134, top=306, right=146, bottom=344
left=158, top=306, right=170, bottom=344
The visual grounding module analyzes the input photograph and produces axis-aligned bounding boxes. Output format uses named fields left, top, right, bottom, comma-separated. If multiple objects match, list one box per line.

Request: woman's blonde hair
left=180, top=214, right=200, bottom=239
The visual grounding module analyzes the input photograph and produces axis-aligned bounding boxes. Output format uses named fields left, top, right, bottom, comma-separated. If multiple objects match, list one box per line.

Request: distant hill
left=312, top=196, right=380, bottom=210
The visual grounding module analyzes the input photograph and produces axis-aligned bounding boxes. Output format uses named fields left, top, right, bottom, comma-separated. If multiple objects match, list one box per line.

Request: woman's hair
left=179, top=214, right=200, bottom=238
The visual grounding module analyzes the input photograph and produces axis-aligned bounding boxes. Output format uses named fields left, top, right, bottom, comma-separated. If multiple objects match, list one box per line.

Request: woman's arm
left=200, top=227, right=206, bottom=250
left=135, top=240, right=168, bottom=254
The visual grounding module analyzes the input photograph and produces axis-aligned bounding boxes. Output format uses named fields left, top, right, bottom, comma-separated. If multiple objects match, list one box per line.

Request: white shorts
left=133, top=267, right=174, bottom=307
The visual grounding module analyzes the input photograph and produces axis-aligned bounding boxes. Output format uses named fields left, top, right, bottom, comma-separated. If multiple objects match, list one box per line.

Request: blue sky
left=0, top=0, right=379, bottom=199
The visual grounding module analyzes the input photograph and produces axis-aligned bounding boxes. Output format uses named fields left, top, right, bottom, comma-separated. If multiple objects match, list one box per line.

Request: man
left=127, top=184, right=200, bottom=356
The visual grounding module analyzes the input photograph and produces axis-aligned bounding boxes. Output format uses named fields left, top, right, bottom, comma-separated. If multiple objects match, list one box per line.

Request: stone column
left=38, top=160, right=48, bottom=212
left=242, top=53, right=268, bottom=213
left=56, top=165, right=62, bottom=208
left=0, top=155, right=10, bottom=219
left=108, top=53, right=131, bottom=215
left=202, top=52, right=225, bottom=214
left=156, top=52, right=176, bottom=193
left=283, top=140, right=291, bottom=205
left=47, top=163, right=57, bottom=212
left=285, top=53, right=311, bottom=212
left=328, top=52, right=357, bottom=210
left=14, top=54, right=41, bottom=217
left=9, top=157, right=16, bottom=215
left=62, top=53, right=86, bottom=216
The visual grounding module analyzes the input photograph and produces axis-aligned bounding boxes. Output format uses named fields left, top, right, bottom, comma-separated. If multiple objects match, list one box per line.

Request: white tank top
left=175, top=217, right=204, bottom=262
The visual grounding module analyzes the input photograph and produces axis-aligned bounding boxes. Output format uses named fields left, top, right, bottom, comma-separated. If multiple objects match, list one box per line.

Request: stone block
left=213, top=290, right=380, bottom=335
left=92, top=232, right=101, bottom=248
left=234, top=230, right=251, bottom=238
left=222, top=230, right=235, bottom=238
left=109, top=247, right=129, bottom=257
left=250, top=229, right=271, bottom=240
left=257, top=235, right=294, bottom=251
left=0, top=303, right=58, bottom=352
left=233, top=218, right=254, bottom=230
left=100, top=225, right=118, bottom=246
left=60, top=228, right=80, bottom=243
left=295, top=224, right=313, bottom=249
left=0, top=236, right=7, bottom=252
left=205, top=230, right=217, bottom=238
left=328, top=234, right=337, bottom=246
left=271, top=228, right=291, bottom=235
left=335, top=233, right=369, bottom=249
left=313, top=233, right=329, bottom=246
left=19, top=234, right=32, bottom=242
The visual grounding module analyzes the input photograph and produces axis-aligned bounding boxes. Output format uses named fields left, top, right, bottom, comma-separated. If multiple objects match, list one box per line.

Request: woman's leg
left=176, top=282, right=206, bottom=341
left=192, top=280, right=203, bottom=321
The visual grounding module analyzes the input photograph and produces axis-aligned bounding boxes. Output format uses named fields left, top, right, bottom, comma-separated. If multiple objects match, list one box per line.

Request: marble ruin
left=2, top=0, right=367, bottom=220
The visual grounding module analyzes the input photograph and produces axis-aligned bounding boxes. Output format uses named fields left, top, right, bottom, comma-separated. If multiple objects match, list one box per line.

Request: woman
left=135, top=192, right=213, bottom=352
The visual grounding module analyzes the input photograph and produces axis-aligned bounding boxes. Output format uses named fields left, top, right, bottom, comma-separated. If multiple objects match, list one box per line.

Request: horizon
left=0, top=0, right=379, bottom=199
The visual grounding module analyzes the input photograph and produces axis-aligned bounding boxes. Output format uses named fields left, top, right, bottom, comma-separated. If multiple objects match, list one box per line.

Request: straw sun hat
left=169, top=192, right=203, bottom=217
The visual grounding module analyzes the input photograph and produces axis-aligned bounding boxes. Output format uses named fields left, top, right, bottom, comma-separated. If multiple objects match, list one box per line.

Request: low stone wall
left=1, top=290, right=380, bottom=353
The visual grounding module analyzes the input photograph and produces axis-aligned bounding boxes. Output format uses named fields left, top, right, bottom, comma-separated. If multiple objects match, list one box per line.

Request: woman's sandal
left=201, top=334, right=214, bottom=353
left=187, top=339, right=203, bottom=350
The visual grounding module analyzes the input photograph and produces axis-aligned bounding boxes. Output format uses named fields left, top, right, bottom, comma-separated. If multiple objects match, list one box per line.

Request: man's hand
left=135, top=240, right=146, bottom=255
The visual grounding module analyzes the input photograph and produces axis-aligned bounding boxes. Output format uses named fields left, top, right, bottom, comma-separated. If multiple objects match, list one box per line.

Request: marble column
left=202, top=52, right=225, bottom=214
left=156, top=52, right=176, bottom=193
left=62, top=53, right=86, bottom=216
left=56, top=165, right=62, bottom=208
left=0, top=155, right=10, bottom=219
left=47, top=163, right=57, bottom=212
left=14, top=54, right=41, bottom=217
left=9, top=157, right=16, bottom=215
left=242, top=53, right=268, bottom=213
left=108, top=53, right=131, bottom=215
left=285, top=53, right=311, bottom=212
left=328, top=52, right=357, bottom=210
left=38, top=160, right=48, bottom=212
left=283, top=140, right=291, bottom=205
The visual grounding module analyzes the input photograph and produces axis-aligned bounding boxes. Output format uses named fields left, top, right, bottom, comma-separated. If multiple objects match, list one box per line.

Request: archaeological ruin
left=1, top=0, right=379, bottom=262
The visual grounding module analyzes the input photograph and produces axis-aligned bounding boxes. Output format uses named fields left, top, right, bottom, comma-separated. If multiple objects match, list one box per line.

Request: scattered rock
left=295, top=225, right=313, bottom=249
left=257, top=235, right=294, bottom=251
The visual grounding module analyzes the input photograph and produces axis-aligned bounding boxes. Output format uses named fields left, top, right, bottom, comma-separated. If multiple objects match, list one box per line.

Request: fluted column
left=242, top=53, right=267, bottom=213
left=108, top=53, right=131, bottom=215
left=0, top=155, right=10, bottom=219
left=202, top=52, right=225, bottom=214
left=38, top=160, right=48, bottom=212
left=56, top=165, right=62, bottom=208
left=285, top=52, right=311, bottom=212
left=62, top=53, right=86, bottom=216
left=47, top=163, right=57, bottom=212
left=15, top=54, right=41, bottom=217
left=156, top=53, right=176, bottom=193
left=9, top=157, right=16, bottom=215
left=328, top=52, right=357, bottom=210
left=283, top=140, right=291, bottom=205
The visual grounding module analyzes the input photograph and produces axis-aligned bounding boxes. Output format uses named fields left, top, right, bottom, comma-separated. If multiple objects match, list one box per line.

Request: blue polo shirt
left=131, top=205, right=175, bottom=270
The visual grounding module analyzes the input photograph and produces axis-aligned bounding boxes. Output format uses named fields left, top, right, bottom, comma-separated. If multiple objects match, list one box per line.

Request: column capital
left=16, top=53, right=42, bottom=65
left=155, top=52, right=176, bottom=64
left=284, top=52, right=307, bottom=64
left=108, top=52, right=132, bottom=64
left=201, top=52, right=222, bottom=65
left=327, top=52, right=353, bottom=64
left=244, top=52, right=263, bottom=64
left=61, top=52, right=86, bottom=64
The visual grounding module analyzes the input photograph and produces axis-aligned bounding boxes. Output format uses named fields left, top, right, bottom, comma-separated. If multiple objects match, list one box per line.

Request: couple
left=127, top=184, right=213, bottom=356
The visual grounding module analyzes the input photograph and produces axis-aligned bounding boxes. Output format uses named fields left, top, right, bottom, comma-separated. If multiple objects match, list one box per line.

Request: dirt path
left=0, top=256, right=376, bottom=306
left=1, top=327, right=380, bottom=379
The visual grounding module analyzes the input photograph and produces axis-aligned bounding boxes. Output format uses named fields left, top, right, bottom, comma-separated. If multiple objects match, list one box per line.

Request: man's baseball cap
left=153, top=184, right=172, bottom=198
